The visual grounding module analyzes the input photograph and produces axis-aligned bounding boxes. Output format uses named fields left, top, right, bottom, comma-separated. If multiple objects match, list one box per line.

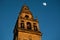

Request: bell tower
left=13, top=5, right=42, bottom=40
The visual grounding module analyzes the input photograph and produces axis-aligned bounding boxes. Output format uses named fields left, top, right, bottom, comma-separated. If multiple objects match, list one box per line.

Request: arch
left=20, top=23, right=24, bottom=29
left=27, top=22, right=32, bottom=30
left=33, top=23, right=38, bottom=31
left=34, top=26, right=38, bottom=31
left=21, top=20, right=24, bottom=22
left=25, top=15, right=29, bottom=19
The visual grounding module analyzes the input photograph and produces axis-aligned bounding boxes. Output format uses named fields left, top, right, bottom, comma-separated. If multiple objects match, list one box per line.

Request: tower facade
left=13, top=5, right=42, bottom=40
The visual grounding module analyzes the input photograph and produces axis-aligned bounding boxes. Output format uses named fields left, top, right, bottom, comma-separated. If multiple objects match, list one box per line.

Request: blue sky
left=0, top=0, right=60, bottom=40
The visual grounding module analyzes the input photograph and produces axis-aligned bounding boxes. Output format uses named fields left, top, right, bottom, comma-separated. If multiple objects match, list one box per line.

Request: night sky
left=0, top=0, right=60, bottom=40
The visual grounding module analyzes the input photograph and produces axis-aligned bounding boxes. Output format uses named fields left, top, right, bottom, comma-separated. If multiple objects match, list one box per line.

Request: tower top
left=13, top=5, right=42, bottom=40
left=21, top=4, right=29, bottom=12
left=18, top=5, right=34, bottom=20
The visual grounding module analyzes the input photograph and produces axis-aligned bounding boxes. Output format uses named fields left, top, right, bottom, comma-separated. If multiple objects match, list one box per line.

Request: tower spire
left=18, top=4, right=34, bottom=20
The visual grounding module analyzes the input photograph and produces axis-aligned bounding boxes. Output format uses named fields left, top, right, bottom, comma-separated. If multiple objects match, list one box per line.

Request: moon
left=43, top=2, right=47, bottom=6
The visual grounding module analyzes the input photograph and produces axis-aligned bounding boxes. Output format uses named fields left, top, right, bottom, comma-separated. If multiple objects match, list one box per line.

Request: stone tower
left=13, top=5, right=42, bottom=40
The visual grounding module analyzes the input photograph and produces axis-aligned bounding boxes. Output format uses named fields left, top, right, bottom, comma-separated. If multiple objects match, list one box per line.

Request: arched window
left=20, top=20, right=24, bottom=29
left=21, top=23, right=24, bottom=29
left=25, top=7, right=28, bottom=10
left=33, top=23, right=38, bottom=31
left=21, top=20, right=24, bottom=22
left=25, top=15, right=29, bottom=19
left=27, top=22, right=32, bottom=30
left=34, top=26, right=38, bottom=31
